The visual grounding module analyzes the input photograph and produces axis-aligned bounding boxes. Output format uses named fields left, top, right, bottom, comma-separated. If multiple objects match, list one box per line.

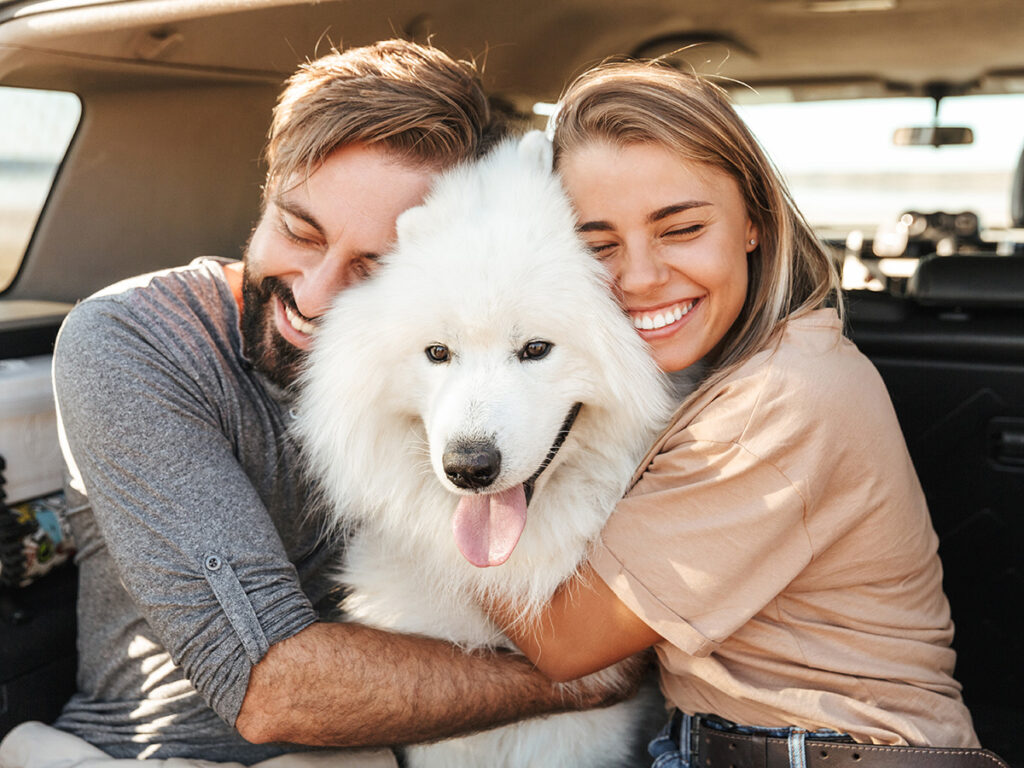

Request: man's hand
left=235, top=620, right=633, bottom=747
left=554, top=647, right=656, bottom=706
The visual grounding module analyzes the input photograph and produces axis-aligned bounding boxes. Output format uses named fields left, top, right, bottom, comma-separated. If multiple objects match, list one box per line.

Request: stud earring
left=748, top=239, right=756, bottom=246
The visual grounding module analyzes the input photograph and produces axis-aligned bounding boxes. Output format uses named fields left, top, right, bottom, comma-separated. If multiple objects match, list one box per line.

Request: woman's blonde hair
left=553, top=61, right=842, bottom=392
left=264, top=39, right=491, bottom=198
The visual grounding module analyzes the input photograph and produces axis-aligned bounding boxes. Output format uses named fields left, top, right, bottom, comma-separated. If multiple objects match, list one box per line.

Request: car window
left=734, top=93, right=1024, bottom=238
left=0, top=86, right=81, bottom=293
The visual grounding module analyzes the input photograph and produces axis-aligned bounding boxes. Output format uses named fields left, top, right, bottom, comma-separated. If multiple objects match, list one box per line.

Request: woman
left=486, top=62, right=987, bottom=767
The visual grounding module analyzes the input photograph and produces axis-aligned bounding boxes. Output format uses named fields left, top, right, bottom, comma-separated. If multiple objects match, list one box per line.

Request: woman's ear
left=745, top=221, right=760, bottom=253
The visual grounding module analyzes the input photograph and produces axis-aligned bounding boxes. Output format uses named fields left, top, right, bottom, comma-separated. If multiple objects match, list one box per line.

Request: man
left=3, top=40, right=630, bottom=766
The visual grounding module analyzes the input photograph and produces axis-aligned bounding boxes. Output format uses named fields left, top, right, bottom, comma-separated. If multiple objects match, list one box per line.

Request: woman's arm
left=488, top=563, right=663, bottom=682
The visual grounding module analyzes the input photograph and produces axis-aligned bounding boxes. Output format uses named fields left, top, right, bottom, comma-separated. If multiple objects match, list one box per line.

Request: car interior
left=0, top=0, right=1021, bottom=763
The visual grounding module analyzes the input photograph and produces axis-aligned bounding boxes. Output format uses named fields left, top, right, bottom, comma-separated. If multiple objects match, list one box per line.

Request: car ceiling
left=1, top=0, right=1022, bottom=105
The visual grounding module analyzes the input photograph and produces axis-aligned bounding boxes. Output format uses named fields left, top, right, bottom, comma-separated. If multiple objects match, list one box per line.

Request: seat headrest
left=908, top=254, right=1024, bottom=308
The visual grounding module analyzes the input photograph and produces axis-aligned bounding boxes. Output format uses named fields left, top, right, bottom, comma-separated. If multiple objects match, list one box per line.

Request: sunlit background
left=2, top=84, right=1022, bottom=292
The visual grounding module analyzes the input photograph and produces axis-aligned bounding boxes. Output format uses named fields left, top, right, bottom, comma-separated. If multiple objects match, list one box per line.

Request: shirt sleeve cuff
left=192, top=556, right=320, bottom=725
left=590, top=541, right=719, bottom=658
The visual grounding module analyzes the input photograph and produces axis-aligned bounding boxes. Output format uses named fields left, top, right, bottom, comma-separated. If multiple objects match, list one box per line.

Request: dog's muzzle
left=441, top=403, right=582, bottom=499
left=447, top=402, right=584, bottom=568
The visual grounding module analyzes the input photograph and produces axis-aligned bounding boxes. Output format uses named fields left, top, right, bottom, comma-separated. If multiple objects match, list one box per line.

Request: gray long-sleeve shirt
left=52, top=258, right=341, bottom=761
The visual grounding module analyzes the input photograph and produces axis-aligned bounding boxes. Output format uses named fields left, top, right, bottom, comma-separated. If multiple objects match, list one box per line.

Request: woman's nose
left=616, top=241, right=669, bottom=298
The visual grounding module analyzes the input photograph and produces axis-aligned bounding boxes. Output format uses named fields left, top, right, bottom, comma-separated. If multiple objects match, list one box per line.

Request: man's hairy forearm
left=235, top=621, right=634, bottom=747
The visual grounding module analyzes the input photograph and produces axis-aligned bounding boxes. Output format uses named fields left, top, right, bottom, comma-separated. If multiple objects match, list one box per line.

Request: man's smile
left=283, top=300, right=319, bottom=337
left=273, top=293, right=319, bottom=349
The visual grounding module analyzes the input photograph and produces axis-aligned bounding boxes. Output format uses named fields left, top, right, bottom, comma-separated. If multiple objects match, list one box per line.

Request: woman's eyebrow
left=649, top=201, right=711, bottom=223
left=576, top=220, right=613, bottom=233
left=576, top=201, right=713, bottom=233
left=274, top=195, right=326, bottom=236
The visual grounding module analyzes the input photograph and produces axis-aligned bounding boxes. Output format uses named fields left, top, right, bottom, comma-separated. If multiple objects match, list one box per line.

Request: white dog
left=295, top=133, right=674, bottom=768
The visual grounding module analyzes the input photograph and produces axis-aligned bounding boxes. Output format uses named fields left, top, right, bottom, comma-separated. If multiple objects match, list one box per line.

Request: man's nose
left=290, top=255, right=354, bottom=320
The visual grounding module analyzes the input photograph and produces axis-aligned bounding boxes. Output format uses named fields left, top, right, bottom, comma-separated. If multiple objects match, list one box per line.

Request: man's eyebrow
left=649, top=201, right=711, bottom=223
left=274, top=195, right=326, bottom=236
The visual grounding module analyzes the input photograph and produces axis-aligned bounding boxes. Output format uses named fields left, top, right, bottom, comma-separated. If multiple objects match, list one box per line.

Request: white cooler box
left=0, top=355, right=64, bottom=505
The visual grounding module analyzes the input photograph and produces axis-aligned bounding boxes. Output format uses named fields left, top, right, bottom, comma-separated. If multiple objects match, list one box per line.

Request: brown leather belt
left=690, top=717, right=1011, bottom=768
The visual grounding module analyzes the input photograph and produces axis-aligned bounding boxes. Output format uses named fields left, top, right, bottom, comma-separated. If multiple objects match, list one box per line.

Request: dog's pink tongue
left=452, top=485, right=527, bottom=568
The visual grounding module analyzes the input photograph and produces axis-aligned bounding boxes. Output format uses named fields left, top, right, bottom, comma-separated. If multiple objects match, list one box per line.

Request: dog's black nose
left=443, top=441, right=501, bottom=489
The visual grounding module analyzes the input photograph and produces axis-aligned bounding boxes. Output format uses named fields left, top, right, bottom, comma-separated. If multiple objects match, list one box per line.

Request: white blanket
left=0, top=722, right=397, bottom=768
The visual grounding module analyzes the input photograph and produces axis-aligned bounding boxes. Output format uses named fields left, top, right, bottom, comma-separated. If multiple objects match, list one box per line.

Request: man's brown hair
left=265, top=39, right=491, bottom=197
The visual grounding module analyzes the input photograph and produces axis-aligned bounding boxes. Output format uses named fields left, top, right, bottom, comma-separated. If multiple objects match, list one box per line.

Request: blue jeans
left=647, top=711, right=850, bottom=768
left=648, top=711, right=693, bottom=768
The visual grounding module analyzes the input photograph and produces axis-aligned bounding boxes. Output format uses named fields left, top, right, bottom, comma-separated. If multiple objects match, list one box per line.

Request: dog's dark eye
left=519, top=340, right=553, bottom=361
left=425, top=344, right=451, bottom=364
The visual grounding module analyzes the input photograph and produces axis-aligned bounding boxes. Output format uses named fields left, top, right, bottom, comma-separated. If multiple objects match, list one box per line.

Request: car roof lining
left=2, top=0, right=1023, bottom=102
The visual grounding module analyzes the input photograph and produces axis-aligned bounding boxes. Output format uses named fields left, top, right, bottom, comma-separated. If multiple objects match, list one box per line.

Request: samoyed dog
left=295, top=133, right=674, bottom=768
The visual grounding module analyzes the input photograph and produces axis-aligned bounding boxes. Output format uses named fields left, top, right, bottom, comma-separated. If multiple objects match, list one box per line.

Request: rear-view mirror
left=893, top=126, right=974, bottom=147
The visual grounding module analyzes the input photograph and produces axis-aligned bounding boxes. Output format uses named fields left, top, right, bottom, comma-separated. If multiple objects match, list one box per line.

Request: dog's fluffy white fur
left=295, top=133, right=674, bottom=767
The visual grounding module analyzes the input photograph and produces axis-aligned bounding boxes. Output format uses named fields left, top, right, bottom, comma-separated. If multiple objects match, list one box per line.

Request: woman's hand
left=487, top=563, right=664, bottom=682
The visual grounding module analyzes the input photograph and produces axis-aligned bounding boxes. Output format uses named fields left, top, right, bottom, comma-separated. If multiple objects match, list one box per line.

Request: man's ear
left=517, top=130, right=554, bottom=173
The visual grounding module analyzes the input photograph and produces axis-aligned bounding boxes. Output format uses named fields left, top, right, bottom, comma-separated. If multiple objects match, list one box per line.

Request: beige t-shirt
left=591, top=309, right=978, bottom=747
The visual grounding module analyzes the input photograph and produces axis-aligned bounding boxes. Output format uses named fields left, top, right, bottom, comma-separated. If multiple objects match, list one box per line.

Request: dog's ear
left=517, top=130, right=554, bottom=173
left=395, top=203, right=430, bottom=243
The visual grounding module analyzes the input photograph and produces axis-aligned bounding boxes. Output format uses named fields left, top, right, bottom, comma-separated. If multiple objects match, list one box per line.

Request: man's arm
left=236, top=620, right=638, bottom=747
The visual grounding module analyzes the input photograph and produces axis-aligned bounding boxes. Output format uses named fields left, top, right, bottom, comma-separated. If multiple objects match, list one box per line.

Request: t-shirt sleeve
left=53, top=297, right=317, bottom=725
left=591, top=427, right=813, bottom=658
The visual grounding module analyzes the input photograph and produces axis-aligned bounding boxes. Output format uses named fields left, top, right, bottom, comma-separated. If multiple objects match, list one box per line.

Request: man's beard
left=239, top=265, right=307, bottom=392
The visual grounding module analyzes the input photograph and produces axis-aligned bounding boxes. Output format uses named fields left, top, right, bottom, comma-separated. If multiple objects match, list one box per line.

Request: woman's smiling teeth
left=631, top=299, right=699, bottom=331
left=284, top=303, right=318, bottom=336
